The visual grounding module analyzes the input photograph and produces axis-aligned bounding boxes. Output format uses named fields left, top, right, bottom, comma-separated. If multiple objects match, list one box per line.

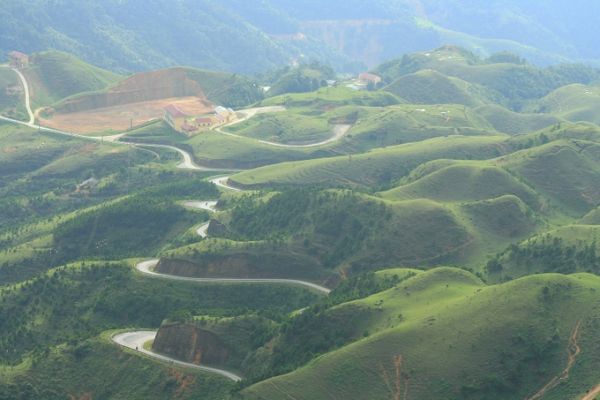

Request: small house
left=8, top=51, right=29, bottom=69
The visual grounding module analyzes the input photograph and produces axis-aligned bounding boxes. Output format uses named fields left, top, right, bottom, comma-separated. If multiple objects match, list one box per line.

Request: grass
left=0, top=67, right=27, bottom=120
left=331, top=103, right=500, bottom=153
left=581, top=207, right=600, bottom=225
left=224, top=110, right=332, bottom=145
left=498, top=139, right=600, bottom=216
left=261, top=86, right=401, bottom=108
left=24, top=50, right=122, bottom=108
left=384, top=69, right=497, bottom=107
left=533, top=84, right=600, bottom=125
left=241, top=269, right=600, bottom=400
left=475, top=104, right=563, bottom=135
left=380, top=161, right=541, bottom=210
left=230, top=135, right=508, bottom=190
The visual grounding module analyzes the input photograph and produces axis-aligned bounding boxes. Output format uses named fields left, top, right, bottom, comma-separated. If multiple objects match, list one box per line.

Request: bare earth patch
left=39, top=96, right=213, bottom=135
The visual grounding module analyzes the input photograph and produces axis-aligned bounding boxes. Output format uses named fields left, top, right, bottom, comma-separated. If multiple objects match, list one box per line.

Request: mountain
left=3, top=0, right=600, bottom=75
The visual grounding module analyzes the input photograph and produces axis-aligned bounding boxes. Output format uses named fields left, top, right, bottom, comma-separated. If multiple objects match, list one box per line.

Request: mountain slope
left=241, top=269, right=600, bottom=400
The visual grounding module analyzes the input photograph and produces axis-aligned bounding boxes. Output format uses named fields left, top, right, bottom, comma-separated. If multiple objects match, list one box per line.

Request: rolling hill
left=240, top=268, right=600, bottom=400
left=384, top=69, right=497, bottom=107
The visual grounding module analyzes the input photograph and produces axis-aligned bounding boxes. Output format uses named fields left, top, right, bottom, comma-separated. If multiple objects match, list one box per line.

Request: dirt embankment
left=153, top=323, right=230, bottom=366
left=156, top=253, right=328, bottom=281
left=56, top=68, right=211, bottom=114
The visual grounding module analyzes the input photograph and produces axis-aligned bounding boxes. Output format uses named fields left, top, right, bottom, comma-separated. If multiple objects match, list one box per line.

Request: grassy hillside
left=241, top=268, right=600, bottom=400
left=261, top=86, right=401, bottom=108
left=230, top=135, right=508, bottom=190
left=376, top=46, right=600, bottom=109
left=384, top=69, right=496, bottom=107
left=475, top=104, right=563, bottom=135
left=581, top=207, right=600, bottom=225
left=335, top=104, right=498, bottom=152
left=224, top=109, right=332, bottom=145
left=533, top=84, right=600, bottom=125
left=487, top=225, right=600, bottom=280
left=0, top=68, right=26, bottom=120
left=24, top=51, right=122, bottom=108
left=498, top=139, right=600, bottom=216
left=380, top=162, right=541, bottom=210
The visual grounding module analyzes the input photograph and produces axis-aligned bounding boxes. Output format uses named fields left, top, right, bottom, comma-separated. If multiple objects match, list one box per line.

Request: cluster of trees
left=0, top=262, right=317, bottom=366
left=228, top=189, right=393, bottom=268
left=487, top=236, right=599, bottom=276
left=52, top=196, right=191, bottom=260
left=267, top=62, right=336, bottom=96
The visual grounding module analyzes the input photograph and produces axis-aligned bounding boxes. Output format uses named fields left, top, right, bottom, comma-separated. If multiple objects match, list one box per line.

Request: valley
left=1, top=44, right=600, bottom=400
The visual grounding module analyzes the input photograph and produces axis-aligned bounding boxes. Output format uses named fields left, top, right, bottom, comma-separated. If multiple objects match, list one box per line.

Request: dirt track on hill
left=582, top=384, right=600, bottom=400
left=527, top=321, right=582, bottom=400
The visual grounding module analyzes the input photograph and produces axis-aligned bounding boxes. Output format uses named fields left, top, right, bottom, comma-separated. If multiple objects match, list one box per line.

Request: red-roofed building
left=164, top=104, right=188, bottom=131
left=163, top=105, right=237, bottom=136
left=358, top=72, right=382, bottom=85
left=8, top=51, right=29, bottom=69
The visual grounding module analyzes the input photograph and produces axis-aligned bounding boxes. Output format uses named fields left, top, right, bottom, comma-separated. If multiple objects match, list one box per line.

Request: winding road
left=2, top=65, right=333, bottom=380
left=216, top=107, right=352, bottom=148
left=209, top=176, right=243, bottom=192
left=182, top=200, right=218, bottom=238
left=135, top=259, right=331, bottom=294
left=112, top=331, right=242, bottom=381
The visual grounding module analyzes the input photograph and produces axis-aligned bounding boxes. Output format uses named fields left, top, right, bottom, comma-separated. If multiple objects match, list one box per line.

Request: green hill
left=230, top=135, right=508, bottom=190
left=23, top=51, right=122, bottom=108
left=337, top=104, right=498, bottom=152
left=380, top=162, right=541, bottom=210
left=384, top=69, right=496, bottom=107
left=581, top=207, right=600, bottom=225
left=487, top=225, right=600, bottom=280
left=261, top=86, right=401, bottom=108
left=498, top=139, right=600, bottom=216
left=241, top=268, right=600, bottom=400
left=376, top=46, right=600, bottom=109
left=0, top=68, right=27, bottom=120
left=533, top=84, right=600, bottom=125
left=475, top=104, right=563, bottom=135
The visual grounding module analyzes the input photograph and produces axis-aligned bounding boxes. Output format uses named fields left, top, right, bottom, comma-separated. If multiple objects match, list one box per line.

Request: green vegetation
left=267, top=62, right=335, bottom=96
left=241, top=268, right=600, bottom=400
left=25, top=51, right=121, bottom=108
left=533, top=84, right=600, bottom=125
left=230, top=135, right=507, bottom=189
left=224, top=110, right=332, bottom=145
left=0, top=262, right=317, bottom=365
left=261, top=86, right=401, bottom=108
left=384, top=69, right=497, bottom=107
left=2, top=337, right=234, bottom=400
left=475, top=104, right=563, bottom=135
left=3, top=40, right=600, bottom=400
left=0, top=68, right=26, bottom=120
left=377, top=46, right=600, bottom=109
left=380, top=162, right=541, bottom=210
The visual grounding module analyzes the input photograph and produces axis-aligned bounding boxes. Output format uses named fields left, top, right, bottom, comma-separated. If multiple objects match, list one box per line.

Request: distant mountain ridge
left=2, top=0, right=600, bottom=74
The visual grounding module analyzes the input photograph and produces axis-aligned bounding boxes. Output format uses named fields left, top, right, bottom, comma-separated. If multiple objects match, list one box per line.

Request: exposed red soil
left=39, top=96, right=213, bottom=134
